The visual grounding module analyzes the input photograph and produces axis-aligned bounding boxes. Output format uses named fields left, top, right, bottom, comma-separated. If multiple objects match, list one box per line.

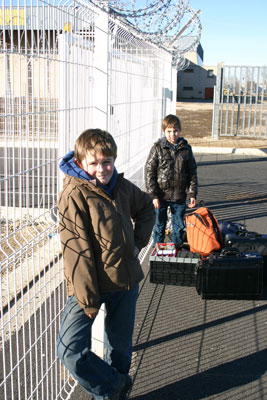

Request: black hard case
left=196, top=248, right=263, bottom=299
left=225, top=231, right=267, bottom=284
left=150, top=249, right=200, bottom=286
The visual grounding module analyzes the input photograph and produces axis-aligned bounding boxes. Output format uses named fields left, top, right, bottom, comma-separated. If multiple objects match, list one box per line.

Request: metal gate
left=212, top=64, right=267, bottom=139
left=0, top=1, right=175, bottom=399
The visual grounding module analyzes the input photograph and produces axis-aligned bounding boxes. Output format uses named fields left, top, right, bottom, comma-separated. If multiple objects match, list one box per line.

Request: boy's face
left=80, top=151, right=115, bottom=185
left=164, top=125, right=181, bottom=145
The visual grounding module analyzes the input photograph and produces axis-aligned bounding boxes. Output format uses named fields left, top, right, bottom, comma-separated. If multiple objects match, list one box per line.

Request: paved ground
left=128, top=152, right=267, bottom=400
left=191, top=138, right=267, bottom=157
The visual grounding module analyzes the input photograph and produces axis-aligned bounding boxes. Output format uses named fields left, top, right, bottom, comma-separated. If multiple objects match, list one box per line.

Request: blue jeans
left=56, top=285, right=139, bottom=399
left=153, top=199, right=186, bottom=246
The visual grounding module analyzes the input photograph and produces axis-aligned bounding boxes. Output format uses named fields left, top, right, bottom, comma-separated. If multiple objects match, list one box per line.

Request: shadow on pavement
left=198, top=156, right=267, bottom=167
left=131, top=348, right=267, bottom=400
left=133, top=302, right=267, bottom=353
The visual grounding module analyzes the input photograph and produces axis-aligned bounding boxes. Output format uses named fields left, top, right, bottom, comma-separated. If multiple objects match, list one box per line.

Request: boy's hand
left=188, top=198, right=196, bottom=208
left=134, top=246, right=140, bottom=258
left=85, top=310, right=99, bottom=319
left=153, top=198, right=160, bottom=209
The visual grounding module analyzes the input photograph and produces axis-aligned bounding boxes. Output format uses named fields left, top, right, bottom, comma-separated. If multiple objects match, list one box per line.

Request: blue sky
left=189, top=0, right=267, bottom=66
left=1, top=0, right=266, bottom=67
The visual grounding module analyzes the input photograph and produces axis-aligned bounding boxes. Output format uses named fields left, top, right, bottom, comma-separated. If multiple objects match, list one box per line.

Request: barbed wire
left=89, top=0, right=202, bottom=69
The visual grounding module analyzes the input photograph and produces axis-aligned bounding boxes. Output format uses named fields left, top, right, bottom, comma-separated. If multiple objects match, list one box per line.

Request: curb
left=192, top=146, right=267, bottom=156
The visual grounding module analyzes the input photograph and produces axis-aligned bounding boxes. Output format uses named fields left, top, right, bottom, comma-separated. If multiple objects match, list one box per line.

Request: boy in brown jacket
left=56, top=129, right=155, bottom=400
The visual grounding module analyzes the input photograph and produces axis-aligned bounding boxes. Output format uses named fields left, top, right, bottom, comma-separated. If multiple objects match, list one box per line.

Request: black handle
left=239, top=231, right=261, bottom=238
left=220, top=247, right=241, bottom=257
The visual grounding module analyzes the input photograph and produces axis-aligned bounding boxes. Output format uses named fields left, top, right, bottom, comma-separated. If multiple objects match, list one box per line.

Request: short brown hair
left=162, top=114, right=181, bottom=132
left=74, top=129, right=117, bottom=163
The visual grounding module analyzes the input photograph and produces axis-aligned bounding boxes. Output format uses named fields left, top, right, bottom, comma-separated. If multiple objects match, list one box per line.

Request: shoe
left=175, top=244, right=182, bottom=253
left=107, top=374, right=132, bottom=400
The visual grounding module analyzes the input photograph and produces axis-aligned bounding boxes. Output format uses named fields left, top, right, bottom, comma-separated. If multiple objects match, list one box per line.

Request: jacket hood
left=60, top=150, right=91, bottom=180
left=59, top=150, right=118, bottom=197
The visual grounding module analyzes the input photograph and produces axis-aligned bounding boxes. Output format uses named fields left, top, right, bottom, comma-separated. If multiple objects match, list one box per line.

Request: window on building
left=207, top=69, right=214, bottom=78
left=184, top=68, right=194, bottom=73
left=183, top=87, right=193, bottom=91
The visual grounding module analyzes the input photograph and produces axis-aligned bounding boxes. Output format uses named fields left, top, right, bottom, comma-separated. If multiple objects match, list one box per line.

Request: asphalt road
left=195, top=153, right=267, bottom=233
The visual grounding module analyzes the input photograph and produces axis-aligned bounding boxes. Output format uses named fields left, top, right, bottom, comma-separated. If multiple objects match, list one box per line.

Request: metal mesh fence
left=108, top=13, right=174, bottom=187
left=0, top=2, right=175, bottom=399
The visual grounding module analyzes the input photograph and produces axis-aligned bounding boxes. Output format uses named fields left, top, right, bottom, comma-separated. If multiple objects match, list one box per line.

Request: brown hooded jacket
left=58, top=173, right=155, bottom=315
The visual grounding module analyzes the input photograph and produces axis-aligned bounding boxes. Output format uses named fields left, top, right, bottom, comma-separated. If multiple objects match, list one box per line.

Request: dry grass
left=176, top=101, right=213, bottom=138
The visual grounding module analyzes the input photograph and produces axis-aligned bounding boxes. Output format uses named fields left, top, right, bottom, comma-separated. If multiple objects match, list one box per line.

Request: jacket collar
left=160, top=136, right=187, bottom=150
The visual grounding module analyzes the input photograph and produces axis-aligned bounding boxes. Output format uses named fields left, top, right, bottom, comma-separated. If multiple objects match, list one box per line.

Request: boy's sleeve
left=187, top=147, right=198, bottom=199
left=58, top=190, right=100, bottom=314
left=144, top=144, right=162, bottom=199
left=129, top=182, right=155, bottom=250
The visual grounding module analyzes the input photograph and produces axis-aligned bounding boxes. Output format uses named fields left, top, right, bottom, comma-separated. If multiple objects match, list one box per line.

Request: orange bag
left=185, top=207, right=223, bottom=256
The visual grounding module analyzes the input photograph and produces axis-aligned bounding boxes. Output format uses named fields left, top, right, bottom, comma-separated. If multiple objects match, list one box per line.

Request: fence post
left=58, top=33, right=70, bottom=192
left=212, top=62, right=223, bottom=140
left=171, top=66, right=177, bottom=114
left=162, top=57, right=175, bottom=118
left=58, top=26, right=107, bottom=359
left=91, top=8, right=109, bottom=359
left=93, top=8, right=109, bottom=130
